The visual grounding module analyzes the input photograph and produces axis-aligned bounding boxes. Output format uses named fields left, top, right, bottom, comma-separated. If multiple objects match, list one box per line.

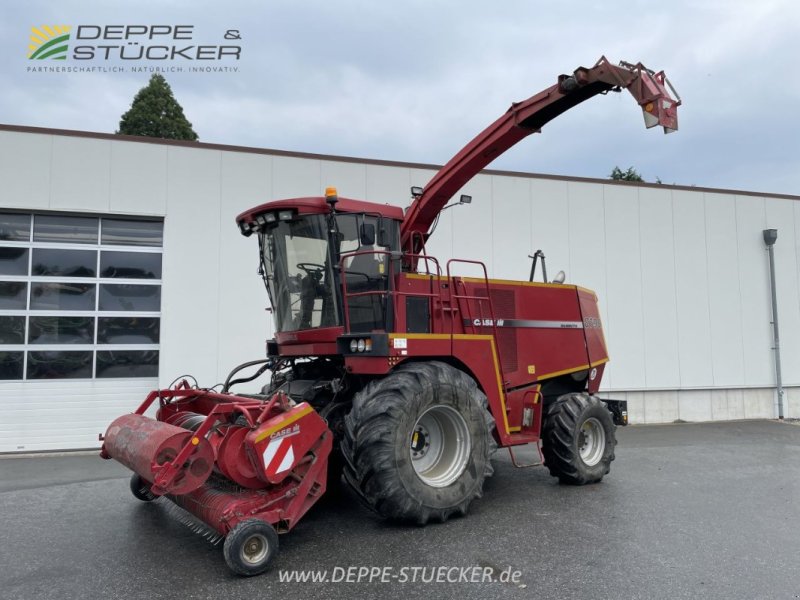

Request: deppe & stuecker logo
left=28, top=26, right=72, bottom=60
left=26, top=24, right=241, bottom=61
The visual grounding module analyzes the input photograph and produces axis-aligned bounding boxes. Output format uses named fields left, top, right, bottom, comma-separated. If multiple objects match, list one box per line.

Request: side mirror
left=360, top=223, right=376, bottom=246
left=377, top=225, right=390, bottom=248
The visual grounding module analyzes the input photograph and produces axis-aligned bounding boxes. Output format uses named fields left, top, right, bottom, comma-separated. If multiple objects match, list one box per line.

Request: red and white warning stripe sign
left=247, top=403, right=327, bottom=484
left=262, top=435, right=296, bottom=478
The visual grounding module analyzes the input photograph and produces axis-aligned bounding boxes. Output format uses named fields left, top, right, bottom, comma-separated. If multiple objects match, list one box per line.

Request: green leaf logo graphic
left=28, top=25, right=71, bottom=60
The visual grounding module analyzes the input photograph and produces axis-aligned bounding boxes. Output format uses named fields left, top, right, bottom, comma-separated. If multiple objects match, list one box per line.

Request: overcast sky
left=1, top=0, right=799, bottom=195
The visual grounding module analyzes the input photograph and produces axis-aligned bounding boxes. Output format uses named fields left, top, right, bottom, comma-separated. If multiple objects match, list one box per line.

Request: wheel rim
left=241, top=533, right=269, bottom=565
left=578, top=417, right=606, bottom=466
left=410, top=405, right=471, bottom=487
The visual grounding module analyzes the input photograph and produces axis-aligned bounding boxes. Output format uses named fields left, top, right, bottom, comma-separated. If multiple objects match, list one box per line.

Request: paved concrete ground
left=1, top=420, right=798, bottom=600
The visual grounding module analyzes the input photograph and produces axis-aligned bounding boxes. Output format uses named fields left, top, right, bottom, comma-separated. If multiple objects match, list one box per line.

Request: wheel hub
left=242, top=534, right=268, bottom=565
left=410, top=405, right=471, bottom=488
left=411, top=424, right=431, bottom=458
left=578, top=417, right=606, bottom=466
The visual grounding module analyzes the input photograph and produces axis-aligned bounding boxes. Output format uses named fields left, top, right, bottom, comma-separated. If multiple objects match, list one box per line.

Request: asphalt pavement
left=1, top=420, right=798, bottom=600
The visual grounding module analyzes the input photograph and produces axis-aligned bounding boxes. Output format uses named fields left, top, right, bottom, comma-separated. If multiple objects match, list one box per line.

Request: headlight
left=350, top=339, right=358, bottom=352
left=357, top=339, right=366, bottom=352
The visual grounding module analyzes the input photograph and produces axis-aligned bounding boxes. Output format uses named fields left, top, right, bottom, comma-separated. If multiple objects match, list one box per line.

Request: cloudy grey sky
left=1, top=0, right=799, bottom=194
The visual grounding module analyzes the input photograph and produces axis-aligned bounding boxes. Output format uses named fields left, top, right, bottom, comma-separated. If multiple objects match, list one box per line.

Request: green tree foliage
left=117, top=74, right=198, bottom=140
left=609, top=166, right=644, bottom=182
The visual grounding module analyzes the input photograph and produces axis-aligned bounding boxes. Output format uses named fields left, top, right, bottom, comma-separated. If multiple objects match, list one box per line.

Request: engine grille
left=489, top=289, right=518, bottom=374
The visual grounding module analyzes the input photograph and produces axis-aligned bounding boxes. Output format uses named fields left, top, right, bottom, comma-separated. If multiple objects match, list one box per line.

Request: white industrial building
left=1, top=124, right=798, bottom=452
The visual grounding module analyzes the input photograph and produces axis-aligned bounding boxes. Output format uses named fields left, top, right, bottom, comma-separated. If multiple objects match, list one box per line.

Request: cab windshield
left=261, top=214, right=337, bottom=332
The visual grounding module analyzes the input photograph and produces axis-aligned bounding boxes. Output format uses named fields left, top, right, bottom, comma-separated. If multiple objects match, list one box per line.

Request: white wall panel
left=566, top=182, right=606, bottom=292
left=639, top=187, right=681, bottom=388
left=704, top=193, right=746, bottom=386
left=272, top=156, right=320, bottom=198
left=0, top=131, right=51, bottom=209
left=320, top=160, right=366, bottom=200
left=160, top=147, right=222, bottom=386
left=603, top=184, right=645, bottom=389
left=530, top=179, right=570, bottom=285
left=217, top=152, right=275, bottom=386
left=672, top=190, right=714, bottom=387
left=766, top=199, right=800, bottom=387
left=490, top=175, right=531, bottom=280
left=450, top=175, right=493, bottom=278
left=734, top=196, right=772, bottom=386
left=109, top=141, right=168, bottom=215
left=50, top=136, right=111, bottom=212
left=365, top=165, right=410, bottom=205
left=410, top=167, right=449, bottom=265
left=409, top=167, right=437, bottom=194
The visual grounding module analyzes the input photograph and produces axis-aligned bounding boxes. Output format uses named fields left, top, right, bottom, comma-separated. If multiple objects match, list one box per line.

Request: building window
left=0, top=213, right=162, bottom=380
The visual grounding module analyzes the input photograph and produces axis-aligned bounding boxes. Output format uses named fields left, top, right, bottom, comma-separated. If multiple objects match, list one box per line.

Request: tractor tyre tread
left=541, top=392, right=616, bottom=485
left=341, top=361, right=496, bottom=525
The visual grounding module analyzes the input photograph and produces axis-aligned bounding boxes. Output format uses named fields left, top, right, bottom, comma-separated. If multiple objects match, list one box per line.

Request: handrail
left=446, top=258, right=506, bottom=391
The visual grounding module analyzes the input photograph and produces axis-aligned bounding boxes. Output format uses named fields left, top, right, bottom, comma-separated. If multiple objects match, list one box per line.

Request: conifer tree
left=117, top=74, right=198, bottom=140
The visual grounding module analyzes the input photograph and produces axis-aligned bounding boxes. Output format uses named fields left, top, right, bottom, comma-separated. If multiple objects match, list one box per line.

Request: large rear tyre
left=223, top=519, right=279, bottom=577
left=541, top=393, right=616, bottom=485
left=342, top=361, right=496, bottom=525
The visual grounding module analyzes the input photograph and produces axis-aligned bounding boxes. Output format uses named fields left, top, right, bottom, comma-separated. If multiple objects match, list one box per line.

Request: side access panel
left=577, top=287, right=609, bottom=393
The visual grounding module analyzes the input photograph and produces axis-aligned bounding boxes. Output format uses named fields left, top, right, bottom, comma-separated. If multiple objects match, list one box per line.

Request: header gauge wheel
left=129, top=473, right=155, bottom=502
left=223, top=520, right=279, bottom=577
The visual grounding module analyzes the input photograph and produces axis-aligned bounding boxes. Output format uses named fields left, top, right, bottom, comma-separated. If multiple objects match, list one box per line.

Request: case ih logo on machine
left=28, top=26, right=71, bottom=60
left=473, top=318, right=505, bottom=327
left=270, top=423, right=300, bottom=440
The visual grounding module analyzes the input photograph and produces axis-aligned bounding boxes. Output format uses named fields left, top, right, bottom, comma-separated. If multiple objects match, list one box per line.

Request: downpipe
left=763, top=229, right=784, bottom=419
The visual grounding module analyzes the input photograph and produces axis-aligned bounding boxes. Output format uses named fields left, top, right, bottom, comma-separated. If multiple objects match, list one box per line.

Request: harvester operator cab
left=244, top=201, right=401, bottom=335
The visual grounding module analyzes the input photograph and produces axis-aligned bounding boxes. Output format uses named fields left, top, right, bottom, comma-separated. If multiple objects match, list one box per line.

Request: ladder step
left=507, top=444, right=542, bottom=468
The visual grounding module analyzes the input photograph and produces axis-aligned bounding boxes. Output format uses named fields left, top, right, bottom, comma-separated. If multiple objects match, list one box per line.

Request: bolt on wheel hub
left=411, top=424, right=431, bottom=459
